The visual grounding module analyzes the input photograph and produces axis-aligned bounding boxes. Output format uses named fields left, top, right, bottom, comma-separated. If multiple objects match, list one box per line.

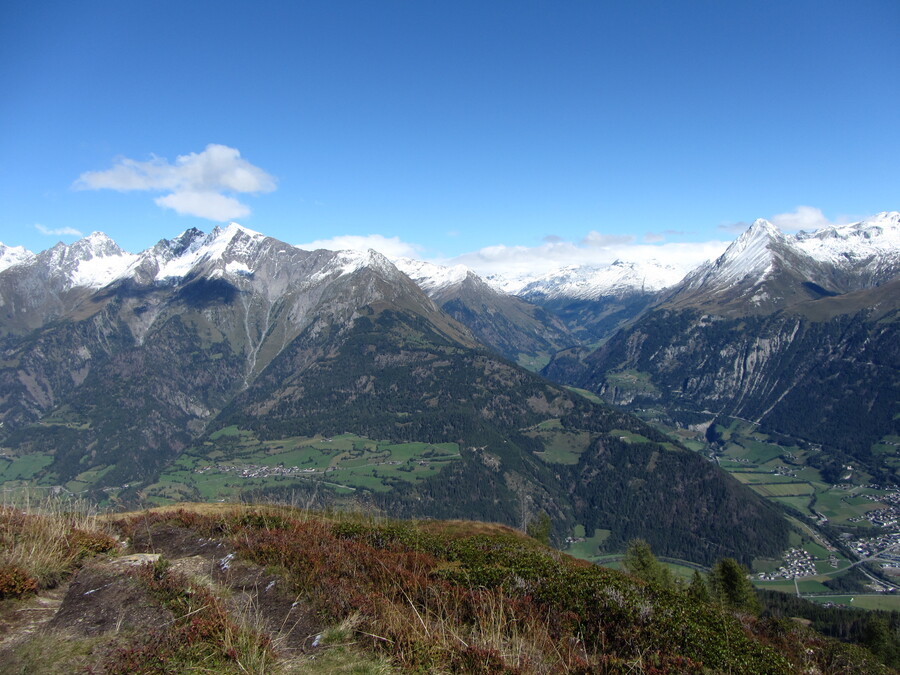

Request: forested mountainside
left=211, top=304, right=788, bottom=565
left=545, top=304, right=900, bottom=483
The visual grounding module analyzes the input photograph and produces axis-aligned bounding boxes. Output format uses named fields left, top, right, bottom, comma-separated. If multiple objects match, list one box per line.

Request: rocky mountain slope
left=0, top=225, right=470, bottom=476
left=545, top=212, right=900, bottom=483
left=0, top=226, right=788, bottom=565
left=396, top=257, right=575, bottom=366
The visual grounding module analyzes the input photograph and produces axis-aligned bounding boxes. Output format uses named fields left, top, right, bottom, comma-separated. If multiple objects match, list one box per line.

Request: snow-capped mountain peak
left=672, top=210, right=900, bottom=313
left=732, top=218, right=784, bottom=252
left=794, top=211, right=900, bottom=268
left=394, top=258, right=472, bottom=294
left=32, top=231, right=137, bottom=289
left=201, top=222, right=267, bottom=261
left=135, top=222, right=271, bottom=283
left=683, top=218, right=786, bottom=292
left=0, top=243, right=35, bottom=273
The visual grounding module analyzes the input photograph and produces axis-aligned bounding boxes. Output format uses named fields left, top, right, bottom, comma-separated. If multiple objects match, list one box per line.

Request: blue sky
left=2, top=0, right=898, bottom=275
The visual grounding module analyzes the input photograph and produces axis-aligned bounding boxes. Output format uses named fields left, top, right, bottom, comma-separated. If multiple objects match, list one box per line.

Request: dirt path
left=0, top=583, right=69, bottom=655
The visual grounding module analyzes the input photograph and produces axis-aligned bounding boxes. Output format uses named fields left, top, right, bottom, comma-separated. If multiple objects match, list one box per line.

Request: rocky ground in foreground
left=0, top=501, right=894, bottom=674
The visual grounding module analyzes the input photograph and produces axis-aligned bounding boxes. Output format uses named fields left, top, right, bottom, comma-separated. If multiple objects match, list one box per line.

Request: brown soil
left=0, top=584, right=69, bottom=654
left=0, top=519, right=325, bottom=672
left=131, top=522, right=322, bottom=655
left=130, top=522, right=228, bottom=558
left=218, top=556, right=320, bottom=654
left=47, top=561, right=171, bottom=636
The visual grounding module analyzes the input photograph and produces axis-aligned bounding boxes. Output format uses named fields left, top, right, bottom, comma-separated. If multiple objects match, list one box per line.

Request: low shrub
left=0, top=500, right=117, bottom=589
left=100, top=559, right=275, bottom=674
left=112, top=506, right=893, bottom=674
left=0, top=564, right=38, bottom=599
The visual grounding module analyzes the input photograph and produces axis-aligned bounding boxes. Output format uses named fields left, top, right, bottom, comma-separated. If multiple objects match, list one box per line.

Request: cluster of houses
left=756, top=548, right=818, bottom=580
left=194, top=463, right=323, bottom=479
left=848, top=493, right=900, bottom=528
left=847, top=531, right=900, bottom=559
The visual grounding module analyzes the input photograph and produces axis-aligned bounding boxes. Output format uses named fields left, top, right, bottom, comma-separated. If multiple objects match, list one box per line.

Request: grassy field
left=0, top=453, right=54, bottom=482
left=732, top=472, right=807, bottom=485
left=750, top=482, right=815, bottom=497
left=145, top=431, right=462, bottom=504
left=526, top=422, right=592, bottom=465
left=754, top=578, right=833, bottom=594
left=813, top=487, right=886, bottom=524
left=565, top=386, right=603, bottom=405
left=564, top=524, right=611, bottom=560
left=603, top=369, right=659, bottom=396
left=807, top=594, right=900, bottom=611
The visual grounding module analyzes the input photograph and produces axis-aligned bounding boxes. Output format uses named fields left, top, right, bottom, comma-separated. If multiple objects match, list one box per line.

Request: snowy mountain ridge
left=394, top=258, right=472, bottom=294
left=504, top=259, right=690, bottom=300
left=680, top=211, right=900, bottom=301
left=3, top=211, right=898, bottom=302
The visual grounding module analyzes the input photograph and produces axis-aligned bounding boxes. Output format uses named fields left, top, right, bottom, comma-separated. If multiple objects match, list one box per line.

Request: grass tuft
left=0, top=496, right=118, bottom=589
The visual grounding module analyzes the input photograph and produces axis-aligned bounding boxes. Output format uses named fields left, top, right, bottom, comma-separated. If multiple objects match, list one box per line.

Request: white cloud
left=769, top=205, right=833, bottom=232
left=35, top=223, right=83, bottom=237
left=643, top=229, right=686, bottom=243
left=295, top=234, right=423, bottom=260
left=74, top=144, right=276, bottom=221
left=445, top=237, right=729, bottom=280
left=294, top=229, right=729, bottom=282
left=155, top=191, right=250, bottom=221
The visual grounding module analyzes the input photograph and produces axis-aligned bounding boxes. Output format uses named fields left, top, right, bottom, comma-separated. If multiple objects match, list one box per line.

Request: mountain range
left=1, top=212, right=898, bottom=564
left=544, top=212, right=900, bottom=484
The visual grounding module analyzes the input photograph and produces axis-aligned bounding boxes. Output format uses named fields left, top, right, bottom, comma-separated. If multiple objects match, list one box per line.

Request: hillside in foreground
left=0, top=501, right=894, bottom=674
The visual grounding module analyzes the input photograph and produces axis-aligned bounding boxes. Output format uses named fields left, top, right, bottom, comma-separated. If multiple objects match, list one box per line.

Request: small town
left=755, top=547, right=818, bottom=580
left=194, top=463, right=322, bottom=479
left=848, top=531, right=900, bottom=559
left=849, top=490, right=900, bottom=528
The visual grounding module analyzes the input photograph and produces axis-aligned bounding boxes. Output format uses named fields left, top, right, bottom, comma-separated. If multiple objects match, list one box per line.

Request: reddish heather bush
left=0, top=564, right=38, bottom=599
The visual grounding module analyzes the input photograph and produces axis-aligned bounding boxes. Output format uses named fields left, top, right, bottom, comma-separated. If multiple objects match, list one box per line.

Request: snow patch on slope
left=306, top=248, right=403, bottom=284
left=225, top=260, right=252, bottom=276
left=70, top=252, right=138, bottom=287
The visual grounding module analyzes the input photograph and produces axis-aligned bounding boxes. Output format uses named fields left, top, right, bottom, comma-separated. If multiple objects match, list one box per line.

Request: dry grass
left=4, top=501, right=888, bottom=674
left=106, top=500, right=246, bottom=521
left=0, top=494, right=118, bottom=590
left=414, top=518, right=533, bottom=540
